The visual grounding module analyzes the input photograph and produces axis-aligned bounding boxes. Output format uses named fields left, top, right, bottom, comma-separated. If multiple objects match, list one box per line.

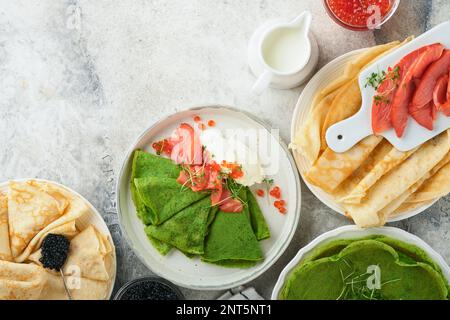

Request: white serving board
left=326, top=21, right=450, bottom=153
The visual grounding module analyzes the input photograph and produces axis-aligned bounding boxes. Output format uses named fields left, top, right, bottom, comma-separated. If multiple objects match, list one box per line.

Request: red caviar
left=274, top=200, right=286, bottom=208
left=151, top=139, right=173, bottom=156
left=193, top=115, right=201, bottom=122
left=256, top=189, right=265, bottom=197
left=221, top=160, right=244, bottom=180
left=198, top=123, right=206, bottom=130
left=326, top=0, right=392, bottom=28
left=269, top=186, right=281, bottom=199
left=208, top=120, right=216, bottom=127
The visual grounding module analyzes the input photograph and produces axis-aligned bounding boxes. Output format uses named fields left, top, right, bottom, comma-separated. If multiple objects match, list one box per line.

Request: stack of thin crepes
left=0, top=180, right=114, bottom=300
left=292, top=38, right=450, bottom=228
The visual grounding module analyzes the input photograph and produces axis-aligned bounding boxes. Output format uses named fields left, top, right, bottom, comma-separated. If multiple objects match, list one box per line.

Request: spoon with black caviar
left=40, top=234, right=72, bottom=300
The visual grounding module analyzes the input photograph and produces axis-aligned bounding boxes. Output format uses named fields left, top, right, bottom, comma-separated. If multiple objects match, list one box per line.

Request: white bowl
left=290, top=48, right=437, bottom=222
left=116, top=105, right=301, bottom=290
left=0, top=179, right=117, bottom=300
left=272, top=225, right=450, bottom=299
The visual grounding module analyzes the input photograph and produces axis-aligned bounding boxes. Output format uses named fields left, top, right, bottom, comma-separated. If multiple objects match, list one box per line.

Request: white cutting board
left=326, top=21, right=450, bottom=153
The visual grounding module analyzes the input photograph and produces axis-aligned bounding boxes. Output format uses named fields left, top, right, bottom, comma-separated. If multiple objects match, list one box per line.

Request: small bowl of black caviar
left=114, top=276, right=184, bottom=300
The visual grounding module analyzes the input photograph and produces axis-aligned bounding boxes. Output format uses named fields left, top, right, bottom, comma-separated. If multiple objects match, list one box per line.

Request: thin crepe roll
left=381, top=151, right=450, bottom=218
left=338, top=145, right=418, bottom=204
left=378, top=176, right=429, bottom=224
left=344, top=131, right=450, bottom=228
left=293, top=88, right=342, bottom=165
left=306, top=135, right=383, bottom=193
left=406, top=160, right=450, bottom=203
left=333, top=139, right=393, bottom=199
left=321, top=78, right=362, bottom=149
left=392, top=200, right=437, bottom=216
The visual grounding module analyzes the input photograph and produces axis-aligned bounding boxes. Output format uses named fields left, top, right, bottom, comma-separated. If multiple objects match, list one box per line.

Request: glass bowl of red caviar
left=324, top=0, right=400, bottom=31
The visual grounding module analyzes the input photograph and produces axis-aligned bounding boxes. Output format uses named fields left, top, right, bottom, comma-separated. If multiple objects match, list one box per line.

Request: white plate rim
left=271, top=225, right=450, bottom=300
left=115, top=104, right=302, bottom=290
left=0, top=178, right=117, bottom=300
left=290, top=48, right=437, bottom=223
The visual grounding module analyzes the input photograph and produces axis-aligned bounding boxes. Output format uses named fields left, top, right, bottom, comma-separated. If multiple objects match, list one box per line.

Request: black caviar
left=39, top=234, right=70, bottom=270
left=119, top=280, right=180, bottom=300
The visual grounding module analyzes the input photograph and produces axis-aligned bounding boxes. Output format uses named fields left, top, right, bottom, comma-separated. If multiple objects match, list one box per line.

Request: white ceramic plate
left=290, top=49, right=437, bottom=222
left=0, top=179, right=117, bottom=300
left=272, top=225, right=450, bottom=300
left=116, top=105, right=301, bottom=290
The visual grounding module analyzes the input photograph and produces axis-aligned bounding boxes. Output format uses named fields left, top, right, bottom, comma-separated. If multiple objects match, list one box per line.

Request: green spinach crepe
left=145, top=197, right=213, bottom=255
left=202, top=190, right=264, bottom=267
left=280, top=237, right=450, bottom=300
left=134, top=176, right=208, bottom=225
left=130, top=149, right=270, bottom=267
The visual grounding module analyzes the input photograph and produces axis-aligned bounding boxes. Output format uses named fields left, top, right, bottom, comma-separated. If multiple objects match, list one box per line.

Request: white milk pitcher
left=252, top=11, right=314, bottom=95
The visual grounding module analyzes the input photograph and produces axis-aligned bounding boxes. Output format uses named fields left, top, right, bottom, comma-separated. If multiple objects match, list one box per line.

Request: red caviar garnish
left=151, top=139, right=173, bottom=156
left=221, top=160, right=244, bottom=180
left=269, top=186, right=281, bottom=199
left=256, top=189, right=265, bottom=197
left=208, top=120, right=216, bottom=127
left=198, top=123, right=206, bottom=130
left=274, top=200, right=286, bottom=208
left=193, top=115, right=201, bottom=122
left=278, top=207, right=287, bottom=214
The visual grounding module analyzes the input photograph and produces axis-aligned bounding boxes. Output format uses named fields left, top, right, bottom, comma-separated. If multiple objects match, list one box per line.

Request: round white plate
left=116, top=105, right=301, bottom=290
left=0, top=179, right=117, bottom=300
left=290, top=49, right=437, bottom=222
left=272, top=225, right=450, bottom=299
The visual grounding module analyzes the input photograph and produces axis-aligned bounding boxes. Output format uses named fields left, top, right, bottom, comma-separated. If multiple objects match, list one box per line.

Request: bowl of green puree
left=272, top=226, right=450, bottom=300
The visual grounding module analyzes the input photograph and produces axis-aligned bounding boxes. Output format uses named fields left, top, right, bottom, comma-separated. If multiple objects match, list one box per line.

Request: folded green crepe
left=130, top=150, right=181, bottom=224
left=145, top=197, right=212, bottom=255
left=134, top=176, right=209, bottom=225
left=202, top=191, right=263, bottom=267
left=246, top=188, right=270, bottom=240
left=281, top=239, right=449, bottom=300
left=130, top=149, right=270, bottom=265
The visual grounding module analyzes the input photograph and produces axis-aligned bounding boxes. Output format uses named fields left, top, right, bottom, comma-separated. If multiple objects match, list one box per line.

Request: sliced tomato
left=412, top=50, right=450, bottom=109
left=391, top=43, right=444, bottom=137
left=433, top=74, right=449, bottom=108
left=218, top=189, right=243, bottom=213
left=410, top=101, right=434, bottom=130
left=170, top=123, right=203, bottom=165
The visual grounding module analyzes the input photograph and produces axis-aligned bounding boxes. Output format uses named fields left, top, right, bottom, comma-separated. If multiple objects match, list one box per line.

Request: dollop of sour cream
left=200, top=129, right=265, bottom=187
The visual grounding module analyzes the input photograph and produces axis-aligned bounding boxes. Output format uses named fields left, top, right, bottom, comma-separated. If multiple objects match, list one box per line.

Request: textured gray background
left=0, top=0, right=448, bottom=299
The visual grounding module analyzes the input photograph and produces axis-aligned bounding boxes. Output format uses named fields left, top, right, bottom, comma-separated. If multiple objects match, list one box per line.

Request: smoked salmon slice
left=372, top=72, right=397, bottom=134
left=441, top=100, right=450, bottom=116
left=412, top=50, right=450, bottom=110
left=433, top=74, right=449, bottom=108
left=391, top=43, right=444, bottom=137
left=170, top=123, right=203, bottom=165
left=410, top=101, right=434, bottom=130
